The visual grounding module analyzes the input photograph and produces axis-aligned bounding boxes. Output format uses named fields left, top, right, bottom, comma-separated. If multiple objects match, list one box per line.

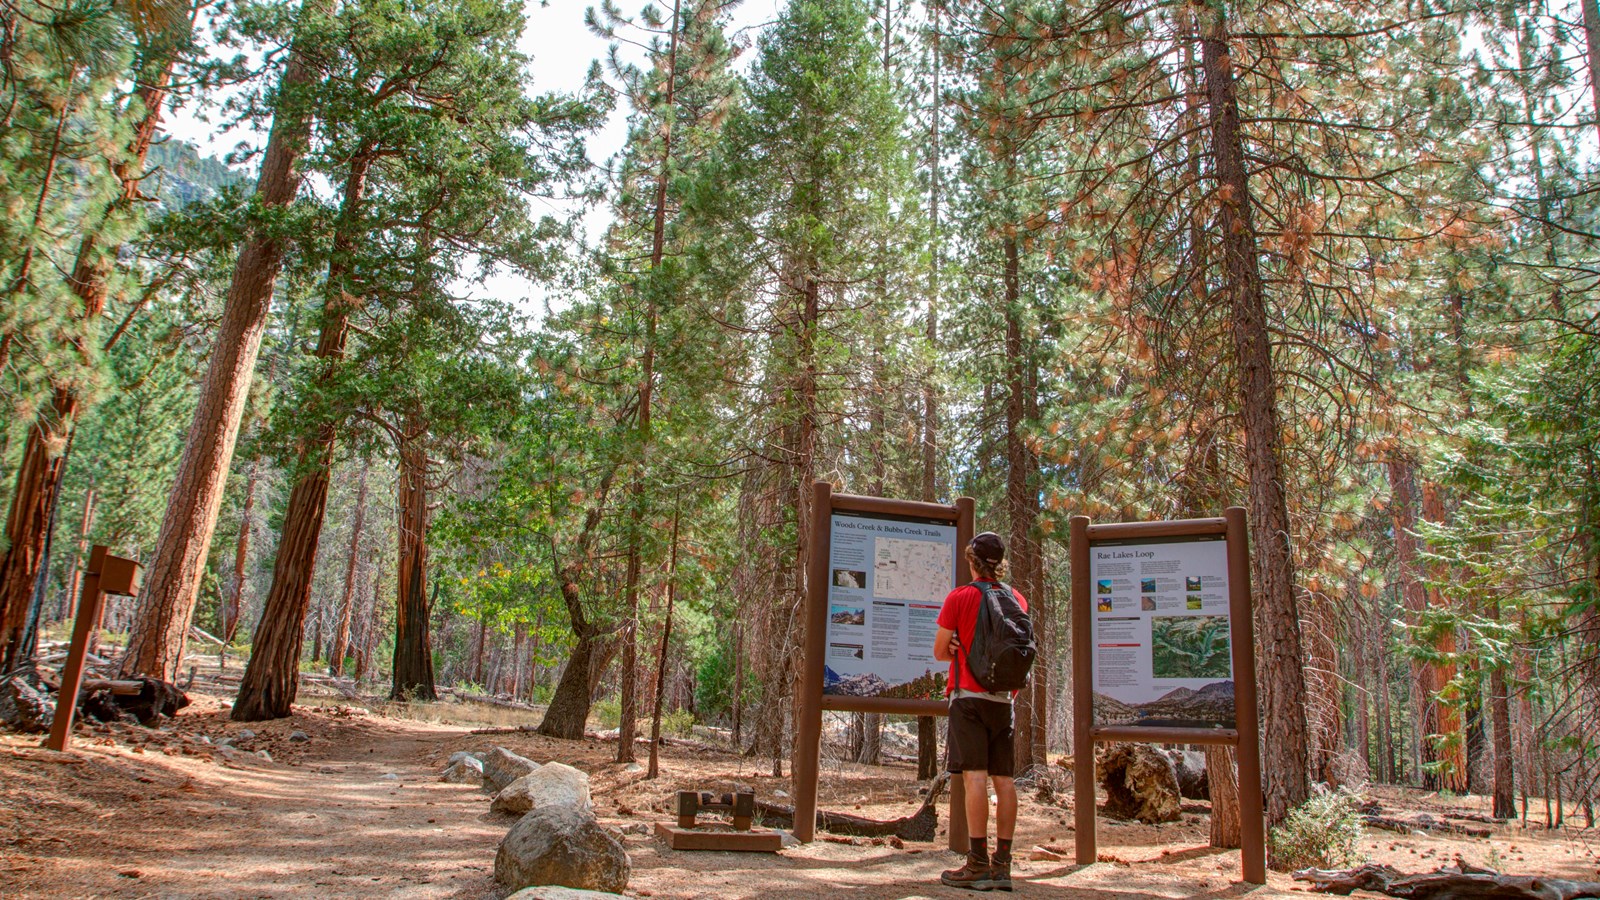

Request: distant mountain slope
left=146, top=137, right=246, bottom=209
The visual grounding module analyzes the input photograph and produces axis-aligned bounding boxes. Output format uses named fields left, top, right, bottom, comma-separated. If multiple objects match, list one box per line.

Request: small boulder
left=289, top=730, right=311, bottom=743
left=484, top=746, right=541, bottom=793
left=236, top=729, right=257, bottom=742
left=506, top=888, right=626, bottom=900
left=1165, top=749, right=1208, bottom=800
left=441, top=756, right=485, bottom=784
left=493, top=762, right=591, bottom=816
left=448, top=750, right=481, bottom=767
left=379, top=773, right=400, bottom=781
left=496, top=806, right=629, bottom=894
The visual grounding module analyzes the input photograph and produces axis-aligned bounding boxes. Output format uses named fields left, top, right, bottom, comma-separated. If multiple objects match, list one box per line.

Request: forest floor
left=2, top=686, right=1598, bottom=899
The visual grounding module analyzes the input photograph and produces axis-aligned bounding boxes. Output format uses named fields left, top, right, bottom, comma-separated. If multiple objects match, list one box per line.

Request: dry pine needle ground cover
left=2, top=692, right=1596, bottom=899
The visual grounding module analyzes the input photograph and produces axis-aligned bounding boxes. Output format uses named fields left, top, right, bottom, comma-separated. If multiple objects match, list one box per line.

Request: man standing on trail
left=932, top=531, right=1025, bottom=892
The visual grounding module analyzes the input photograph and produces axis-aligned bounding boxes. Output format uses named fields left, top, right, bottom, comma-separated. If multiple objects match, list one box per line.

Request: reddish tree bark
left=222, top=462, right=260, bottom=644
left=1002, top=234, right=1046, bottom=774
left=122, top=27, right=321, bottom=681
left=1201, top=14, right=1309, bottom=825
left=0, top=60, right=174, bottom=670
left=232, top=151, right=373, bottom=721
left=391, top=422, right=436, bottom=701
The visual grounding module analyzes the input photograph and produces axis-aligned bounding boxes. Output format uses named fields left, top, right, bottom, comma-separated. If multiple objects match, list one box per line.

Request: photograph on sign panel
left=832, top=568, right=865, bottom=589
left=1152, top=615, right=1231, bottom=679
left=829, top=604, right=865, bottom=626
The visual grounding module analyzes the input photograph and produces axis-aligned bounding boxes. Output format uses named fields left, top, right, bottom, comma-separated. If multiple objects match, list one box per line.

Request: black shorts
left=947, top=697, right=1015, bottom=777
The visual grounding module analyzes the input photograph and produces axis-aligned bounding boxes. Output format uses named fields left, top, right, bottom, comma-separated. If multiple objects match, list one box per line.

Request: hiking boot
left=976, top=859, right=1013, bottom=892
left=940, top=856, right=992, bottom=890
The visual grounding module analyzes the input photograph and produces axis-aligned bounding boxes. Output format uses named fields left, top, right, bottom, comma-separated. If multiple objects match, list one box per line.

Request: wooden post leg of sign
left=792, top=481, right=834, bottom=843
left=1069, top=515, right=1096, bottom=865
left=1225, top=507, right=1267, bottom=883
left=46, top=546, right=108, bottom=753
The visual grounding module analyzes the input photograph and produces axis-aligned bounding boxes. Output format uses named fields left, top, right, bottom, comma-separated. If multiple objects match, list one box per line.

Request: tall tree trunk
left=1200, top=14, right=1308, bottom=825
left=1002, top=235, right=1045, bottom=774
left=329, top=461, right=369, bottom=675
left=1420, top=482, right=1466, bottom=792
left=0, top=56, right=176, bottom=670
left=1489, top=611, right=1516, bottom=817
left=1208, top=744, right=1242, bottom=848
left=222, top=461, right=260, bottom=644
left=648, top=506, right=681, bottom=779
left=1583, top=0, right=1600, bottom=147
left=391, top=425, right=435, bottom=701
left=916, top=0, right=943, bottom=780
left=232, top=151, right=373, bottom=720
left=121, top=24, right=321, bottom=681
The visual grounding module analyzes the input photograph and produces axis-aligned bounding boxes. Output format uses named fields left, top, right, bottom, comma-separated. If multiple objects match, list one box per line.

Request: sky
left=163, top=0, right=785, bottom=317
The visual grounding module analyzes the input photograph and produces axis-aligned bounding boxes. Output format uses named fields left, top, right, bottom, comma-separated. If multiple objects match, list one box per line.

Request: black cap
left=969, top=532, right=1005, bottom=565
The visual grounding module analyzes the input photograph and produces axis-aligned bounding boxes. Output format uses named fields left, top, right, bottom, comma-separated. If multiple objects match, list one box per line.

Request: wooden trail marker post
left=46, top=545, right=142, bottom=752
left=1070, top=508, right=1266, bottom=883
left=794, top=483, right=974, bottom=850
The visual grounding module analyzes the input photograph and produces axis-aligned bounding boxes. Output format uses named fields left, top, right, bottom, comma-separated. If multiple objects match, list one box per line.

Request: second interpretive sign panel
left=1089, top=534, right=1235, bottom=729
left=822, top=509, right=958, bottom=700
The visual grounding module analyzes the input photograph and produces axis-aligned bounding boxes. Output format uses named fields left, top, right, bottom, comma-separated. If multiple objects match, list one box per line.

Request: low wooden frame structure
left=47, top=545, right=143, bottom=752
left=794, top=483, right=974, bottom=850
left=1070, top=508, right=1267, bottom=883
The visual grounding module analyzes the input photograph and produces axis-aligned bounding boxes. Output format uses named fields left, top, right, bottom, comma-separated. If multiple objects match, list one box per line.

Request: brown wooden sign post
left=47, top=545, right=143, bottom=753
left=1070, top=508, right=1266, bottom=883
left=794, top=483, right=974, bottom=850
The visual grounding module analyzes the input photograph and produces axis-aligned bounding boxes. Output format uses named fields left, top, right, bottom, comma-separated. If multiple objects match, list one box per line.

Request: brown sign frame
left=794, top=483, right=974, bottom=848
left=1070, top=508, right=1266, bottom=883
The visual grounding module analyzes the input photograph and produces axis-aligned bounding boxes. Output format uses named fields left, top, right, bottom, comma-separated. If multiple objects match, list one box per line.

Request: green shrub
left=662, top=708, right=695, bottom=737
left=1268, top=785, right=1366, bottom=871
left=593, top=696, right=621, bottom=729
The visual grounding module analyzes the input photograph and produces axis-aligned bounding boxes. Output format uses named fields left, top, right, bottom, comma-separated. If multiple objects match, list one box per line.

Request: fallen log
left=1295, top=863, right=1600, bottom=900
left=751, top=772, right=946, bottom=842
left=1363, top=814, right=1492, bottom=838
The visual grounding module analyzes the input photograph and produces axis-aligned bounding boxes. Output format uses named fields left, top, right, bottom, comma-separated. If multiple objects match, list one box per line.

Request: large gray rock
left=1165, top=749, right=1209, bottom=800
left=484, top=746, right=541, bottom=793
left=440, top=756, right=485, bottom=784
left=496, top=806, right=629, bottom=895
left=506, top=888, right=625, bottom=900
left=493, top=762, right=590, bottom=816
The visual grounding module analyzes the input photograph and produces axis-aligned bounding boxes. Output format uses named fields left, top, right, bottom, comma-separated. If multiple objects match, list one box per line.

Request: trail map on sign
left=874, top=537, right=953, bottom=602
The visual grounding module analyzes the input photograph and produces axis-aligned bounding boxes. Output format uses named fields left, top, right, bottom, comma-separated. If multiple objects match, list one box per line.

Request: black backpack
left=965, top=580, right=1036, bottom=693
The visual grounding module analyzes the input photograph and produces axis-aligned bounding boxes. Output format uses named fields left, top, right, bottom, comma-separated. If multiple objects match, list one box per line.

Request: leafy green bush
left=662, top=708, right=695, bottom=737
left=593, top=696, right=621, bottom=729
left=1268, top=785, right=1366, bottom=871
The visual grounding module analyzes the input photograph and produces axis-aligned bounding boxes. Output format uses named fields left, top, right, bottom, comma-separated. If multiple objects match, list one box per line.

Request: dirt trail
left=1, top=700, right=504, bottom=899
left=4, top=695, right=1596, bottom=899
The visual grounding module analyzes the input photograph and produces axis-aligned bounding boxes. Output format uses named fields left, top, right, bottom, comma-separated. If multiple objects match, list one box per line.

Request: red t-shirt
left=937, top=581, right=1029, bottom=695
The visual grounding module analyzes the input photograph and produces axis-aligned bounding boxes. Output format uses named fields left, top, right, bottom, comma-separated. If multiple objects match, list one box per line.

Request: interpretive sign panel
left=1089, top=535, right=1235, bottom=729
left=796, top=486, right=975, bottom=849
left=1070, top=510, right=1265, bottom=883
left=823, top=511, right=958, bottom=700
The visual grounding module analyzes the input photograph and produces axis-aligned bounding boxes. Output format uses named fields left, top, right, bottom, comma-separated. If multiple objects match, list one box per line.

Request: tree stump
left=1099, top=743, right=1181, bottom=824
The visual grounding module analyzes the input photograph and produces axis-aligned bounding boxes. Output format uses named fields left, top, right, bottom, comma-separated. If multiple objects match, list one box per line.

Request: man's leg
left=964, top=769, right=990, bottom=844
left=992, top=775, right=1017, bottom=841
